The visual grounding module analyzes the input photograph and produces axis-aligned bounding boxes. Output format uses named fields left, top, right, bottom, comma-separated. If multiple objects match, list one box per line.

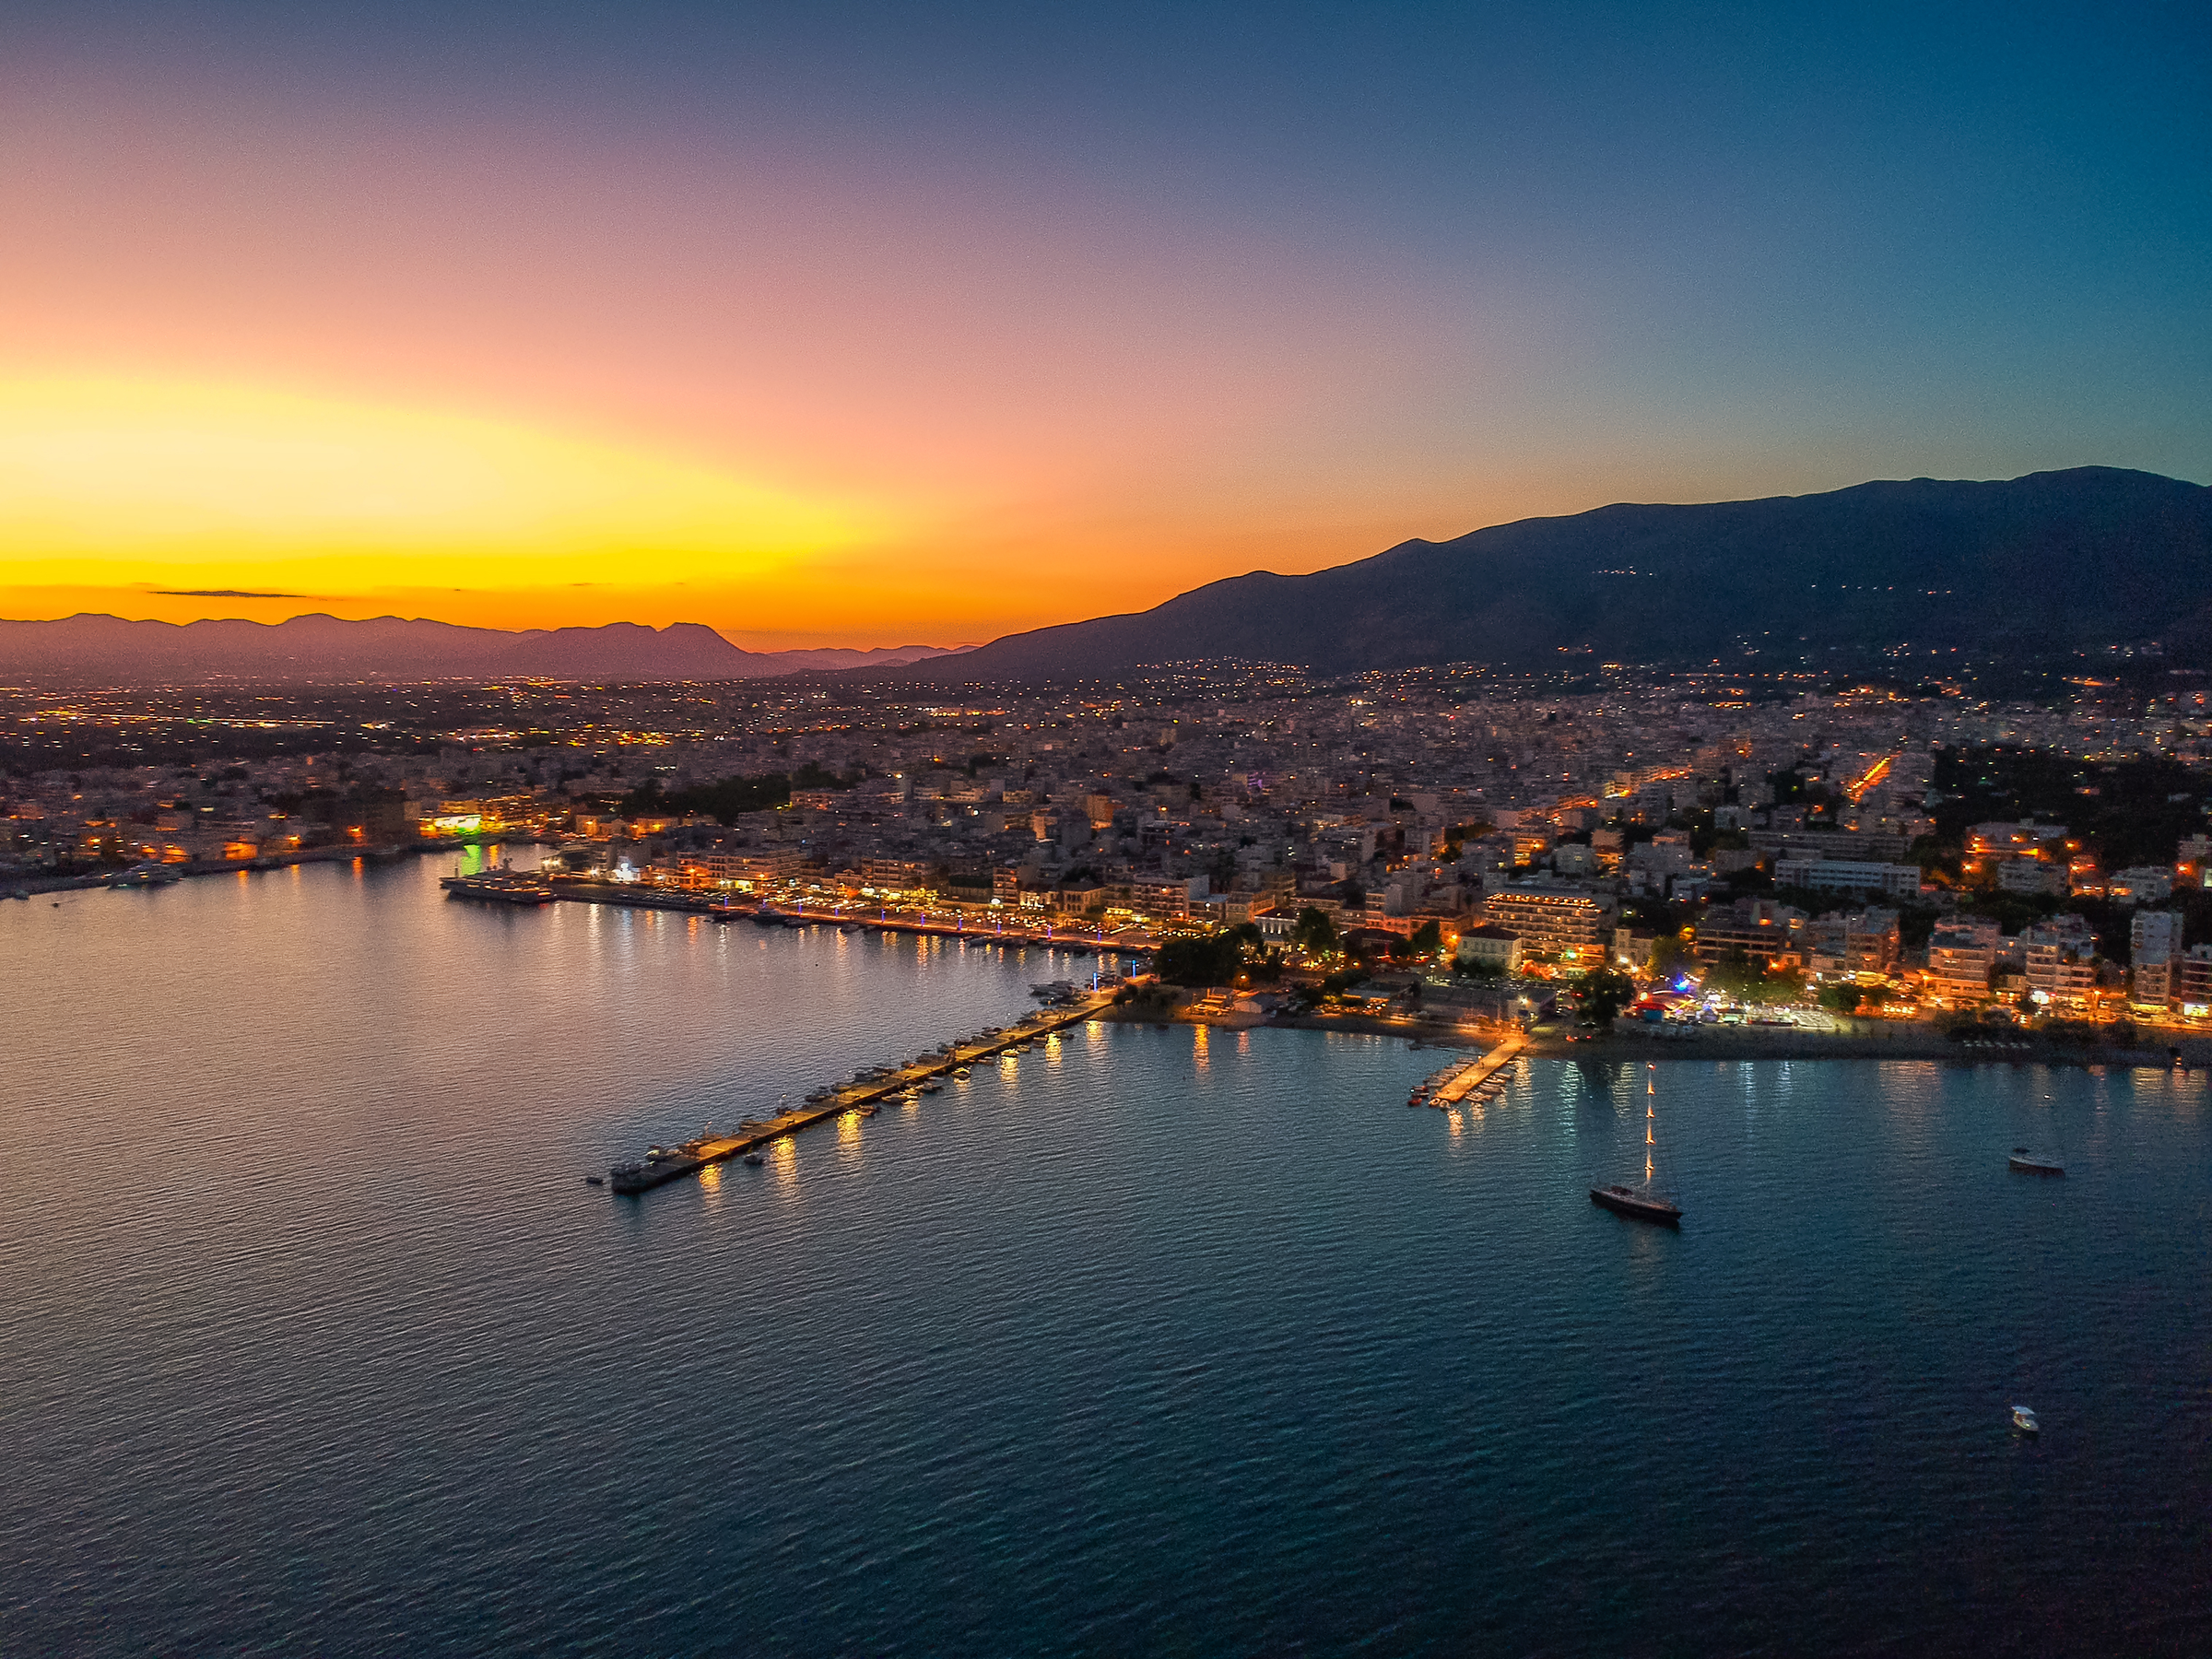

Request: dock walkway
left=1428, top=1034, right=1526, bottom=1107
left=607, top=988, right=1120, bottom=1193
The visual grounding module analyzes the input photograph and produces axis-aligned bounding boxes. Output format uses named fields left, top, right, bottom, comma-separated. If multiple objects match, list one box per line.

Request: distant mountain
left=0, top=614, right=968, bottom=686
left=906, top=468, right=2212, bottom=680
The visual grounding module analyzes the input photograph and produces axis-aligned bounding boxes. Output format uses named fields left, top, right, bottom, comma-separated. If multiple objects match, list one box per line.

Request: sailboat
left=1591, top=1064, right=1684, bottom=1226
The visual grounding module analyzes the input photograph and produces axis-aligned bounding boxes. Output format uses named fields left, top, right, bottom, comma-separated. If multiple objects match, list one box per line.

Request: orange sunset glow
left=3, top=9, right=2203, bottom=649
left=1, top=77, right=1528, bottom=647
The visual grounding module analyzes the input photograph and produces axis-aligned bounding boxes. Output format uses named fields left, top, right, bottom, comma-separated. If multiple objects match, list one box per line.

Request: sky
left=2, top=2, right=2206, bottom=648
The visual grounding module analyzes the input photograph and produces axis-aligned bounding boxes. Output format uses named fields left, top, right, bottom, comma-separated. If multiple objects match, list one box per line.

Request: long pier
left=606, top=987, right=1122, bottom=1194
left=1423, top=1034, right=1527, bottom=1108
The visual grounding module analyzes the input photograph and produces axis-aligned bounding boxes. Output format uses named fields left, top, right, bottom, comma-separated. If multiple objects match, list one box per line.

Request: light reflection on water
left=2, top=859, right=2209, bottom=1654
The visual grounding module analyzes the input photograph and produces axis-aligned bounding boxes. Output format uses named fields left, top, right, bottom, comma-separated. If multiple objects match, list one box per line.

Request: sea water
left=3, top=857, right=2207, bottom=1654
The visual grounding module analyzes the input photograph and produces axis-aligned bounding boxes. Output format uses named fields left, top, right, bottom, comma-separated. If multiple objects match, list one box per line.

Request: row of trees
left=619, top=761, right=862, bottom=823
left=1156, top=907, right=1455, bottom=988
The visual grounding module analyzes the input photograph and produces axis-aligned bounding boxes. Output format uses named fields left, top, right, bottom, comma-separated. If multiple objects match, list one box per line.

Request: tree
left=1157, top=932, right=1244, bottom=986
left=1292, top=906, right=1339, bottom=955
left=621, top=771, right=792, bottom=822
left=1407, top=919, right=1444, bottom=956
left=1649, top=935, right=1692, bottom=980
left=1574, top=971, right=1636, bottom=1024
left=1704, top=951, right=1804, bottom=1005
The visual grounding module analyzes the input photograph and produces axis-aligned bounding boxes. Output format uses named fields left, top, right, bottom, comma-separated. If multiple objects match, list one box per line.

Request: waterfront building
left=1804, top=907, right=1900, bottom=980
left=2175, top=945, right=2212, bottom=1017
left=1693, top=897, right=1808, bottom=971
left=1482, top=880, right=1617, bottom=964
left=2132, top=909, right=2183, bottom=1007
left=1924, top=916, right=2003, bottom=1006
left=2024, top=940, right=2098, bottom=1009
left=1455, top=924, right=1523, bottom=974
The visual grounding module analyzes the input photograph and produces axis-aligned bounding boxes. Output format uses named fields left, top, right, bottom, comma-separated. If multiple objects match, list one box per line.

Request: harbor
left=605, top=983, right=1123, bottom=1194
left=442, top=868, right=1156, bottom=954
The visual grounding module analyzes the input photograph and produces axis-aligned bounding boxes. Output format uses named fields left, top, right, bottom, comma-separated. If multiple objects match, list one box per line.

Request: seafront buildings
left=6, top=656, right=2212, bottom=1022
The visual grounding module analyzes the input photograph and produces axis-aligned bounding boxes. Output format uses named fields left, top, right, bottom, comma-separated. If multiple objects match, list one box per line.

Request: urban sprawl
left=9, top=659, right=2212, bottom=1030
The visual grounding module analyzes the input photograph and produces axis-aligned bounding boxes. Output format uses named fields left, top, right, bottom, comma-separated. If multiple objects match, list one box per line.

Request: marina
left=440, top=866, right=1158, bottom=954
left=1411, top=1033, right=1527, bottom=1109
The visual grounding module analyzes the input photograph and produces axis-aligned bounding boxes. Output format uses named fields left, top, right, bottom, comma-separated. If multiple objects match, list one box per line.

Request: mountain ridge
left=0, top=613, right=968, bottom=686
left=900, top=466, right=2212, bottom=680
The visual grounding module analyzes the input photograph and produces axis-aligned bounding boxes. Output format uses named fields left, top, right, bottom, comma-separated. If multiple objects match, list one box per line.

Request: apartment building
left=1924, top=916, right=2003, bottom=1005
left=1482, top=881, right=1618, bottom=961
left=1803, top=908, right=1901, bottom=980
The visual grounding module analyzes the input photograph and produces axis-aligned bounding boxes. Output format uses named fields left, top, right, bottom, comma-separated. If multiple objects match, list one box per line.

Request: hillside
left=907, top=468, right=2212, bottom=680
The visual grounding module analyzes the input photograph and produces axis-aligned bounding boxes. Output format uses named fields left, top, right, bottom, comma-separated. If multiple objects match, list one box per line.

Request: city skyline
left=5, top=3, right=2208, bottom=645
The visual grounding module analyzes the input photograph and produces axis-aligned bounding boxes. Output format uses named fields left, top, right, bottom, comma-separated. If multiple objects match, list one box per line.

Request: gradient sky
left=3, top=3, right=2206, bottom=647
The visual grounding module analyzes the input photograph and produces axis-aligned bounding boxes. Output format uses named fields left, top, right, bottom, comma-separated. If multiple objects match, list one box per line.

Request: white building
left=2106, top=865, right=2175, bottom=904
left=1773, top=857, right=1924, bottom=899
left=2133, top=910, right=2183, bottom=1006
left=1925, top=916, right=2003, bottom=1005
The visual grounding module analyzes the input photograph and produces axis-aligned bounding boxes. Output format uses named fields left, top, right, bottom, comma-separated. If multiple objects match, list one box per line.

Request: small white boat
left=2010, top=1405, right=2040, bottom=1435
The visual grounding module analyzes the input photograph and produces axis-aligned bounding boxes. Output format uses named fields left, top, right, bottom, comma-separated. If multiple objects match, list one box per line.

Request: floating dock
left=1422, top=1034, right=1526, bottom=1108
left=606, top=987, right=1120, bottom=1194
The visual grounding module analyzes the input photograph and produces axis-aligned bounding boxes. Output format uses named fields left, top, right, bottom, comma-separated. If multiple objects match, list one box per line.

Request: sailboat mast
left=1645, top=1064, right=1656, bottom=1184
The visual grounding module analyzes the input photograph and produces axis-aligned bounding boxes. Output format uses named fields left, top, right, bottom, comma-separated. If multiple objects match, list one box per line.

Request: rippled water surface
left=4, top=857, right=2209, bottom=1655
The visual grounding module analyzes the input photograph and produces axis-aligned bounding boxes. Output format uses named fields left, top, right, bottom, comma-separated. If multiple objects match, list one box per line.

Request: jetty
left=606, top=986, right=1121, bottom=1194
left=1420, top=1033, right=1526, bottom=1109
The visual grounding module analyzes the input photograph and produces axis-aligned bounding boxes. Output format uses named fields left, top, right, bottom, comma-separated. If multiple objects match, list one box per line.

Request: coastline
left=1135, top=1003, right=2212, bottom=1070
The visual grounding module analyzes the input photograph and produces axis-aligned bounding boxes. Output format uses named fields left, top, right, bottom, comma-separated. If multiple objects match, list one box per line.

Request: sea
left=3, top=852, right=2207, bottom=1656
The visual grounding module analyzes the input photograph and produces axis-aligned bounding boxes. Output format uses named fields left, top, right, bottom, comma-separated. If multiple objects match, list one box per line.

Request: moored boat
left=1590, top=1182, right=1683, bottom=1224
left=1590, top=1064, right=1684, bottom=1226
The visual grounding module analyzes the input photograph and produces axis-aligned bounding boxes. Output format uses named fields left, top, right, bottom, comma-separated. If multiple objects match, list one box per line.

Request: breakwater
left=606, top=987, right=1121, bottom=1194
